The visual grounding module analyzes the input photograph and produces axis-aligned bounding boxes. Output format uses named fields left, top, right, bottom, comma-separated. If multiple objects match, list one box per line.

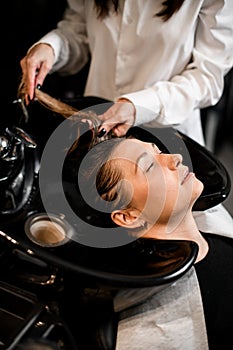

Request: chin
left=197, top=177, right=204, bottom=195
left=192, top=177, right=204, bottom=203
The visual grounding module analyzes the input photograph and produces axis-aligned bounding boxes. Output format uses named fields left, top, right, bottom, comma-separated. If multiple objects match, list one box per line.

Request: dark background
left=2, top=0, right=233, bottom=215
left=3, top=0, right=66, bottom=114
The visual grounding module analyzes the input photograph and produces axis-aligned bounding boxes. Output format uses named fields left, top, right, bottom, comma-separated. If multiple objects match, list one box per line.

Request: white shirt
left=37, top=0, right=233, bottom=145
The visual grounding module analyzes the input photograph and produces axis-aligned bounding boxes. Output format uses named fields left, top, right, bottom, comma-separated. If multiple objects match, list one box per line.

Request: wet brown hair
left=17, top=80, right=102, bottom=153
left=79, top=137, right=132, bottom=211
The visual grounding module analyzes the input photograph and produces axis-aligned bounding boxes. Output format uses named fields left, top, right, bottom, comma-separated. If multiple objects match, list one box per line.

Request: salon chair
left=0, top=96, right=231, bottom=349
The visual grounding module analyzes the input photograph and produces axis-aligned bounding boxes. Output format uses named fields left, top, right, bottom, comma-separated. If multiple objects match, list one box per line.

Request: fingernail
left=97, top=128, right=107, bottom=138
left=36, top=84, right=41, bottom=90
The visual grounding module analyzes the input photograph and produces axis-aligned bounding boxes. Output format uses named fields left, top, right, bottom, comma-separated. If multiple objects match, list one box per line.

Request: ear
left=111, top=209, right=143, bottom=228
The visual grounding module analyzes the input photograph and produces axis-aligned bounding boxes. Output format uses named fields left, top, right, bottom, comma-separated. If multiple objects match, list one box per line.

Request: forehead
left=112, top=139, right=147, bottom=160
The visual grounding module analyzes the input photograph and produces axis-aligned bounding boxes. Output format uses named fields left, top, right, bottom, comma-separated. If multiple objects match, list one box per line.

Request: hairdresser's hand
left=98, top=99, right=136, bottom=137
left=20, top=43, right=55, bottom=104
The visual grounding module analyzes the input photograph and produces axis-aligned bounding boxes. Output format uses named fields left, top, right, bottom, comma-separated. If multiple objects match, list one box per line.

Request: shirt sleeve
left=121, top=0, right=233, bottom=128
left=34, top=0, right=90, bottom=75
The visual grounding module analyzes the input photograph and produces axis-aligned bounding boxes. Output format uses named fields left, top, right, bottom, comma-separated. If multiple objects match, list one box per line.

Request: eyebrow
left=151, top=143, right=160, bottom=153
left=135, top=152, right=147, bottom=173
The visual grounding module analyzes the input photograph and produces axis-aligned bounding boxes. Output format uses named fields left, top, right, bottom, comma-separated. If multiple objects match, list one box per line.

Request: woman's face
left=111, top=138, right=203, bottom=229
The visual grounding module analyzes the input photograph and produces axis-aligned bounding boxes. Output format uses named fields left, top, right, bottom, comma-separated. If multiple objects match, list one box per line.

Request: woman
left=75, top=134, right=233, bottom=350
left=79, top=137, right=207, bottom=259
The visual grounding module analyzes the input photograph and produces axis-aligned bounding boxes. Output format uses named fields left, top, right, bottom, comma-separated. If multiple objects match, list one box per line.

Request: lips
left=181, top=166, right=190, bottom=184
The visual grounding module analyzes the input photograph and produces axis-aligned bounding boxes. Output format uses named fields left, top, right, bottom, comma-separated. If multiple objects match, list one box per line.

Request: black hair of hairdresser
left=94, top=0, right=186, bottom=20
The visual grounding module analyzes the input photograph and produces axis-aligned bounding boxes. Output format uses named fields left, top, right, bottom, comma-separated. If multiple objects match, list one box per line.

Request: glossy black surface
left=0, top=231, right=198, bottom=289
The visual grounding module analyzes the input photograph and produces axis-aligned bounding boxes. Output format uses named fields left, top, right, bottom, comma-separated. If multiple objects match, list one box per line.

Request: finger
left=26, top=65, right=39, bottom=101
left=112, top=123, right=131, bottom=137
left=81, top=118, right=94, bottom=129
left=25, top=95, right=30, bottom=106
left=98, top=120, right=117, bottom=136
left=97, top=128, right=107, bottom=138
left=35, top=62, right=50, bottom=89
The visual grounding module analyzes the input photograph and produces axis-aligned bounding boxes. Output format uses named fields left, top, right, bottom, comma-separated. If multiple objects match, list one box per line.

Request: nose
left=168, top=154, right=183, bottom=170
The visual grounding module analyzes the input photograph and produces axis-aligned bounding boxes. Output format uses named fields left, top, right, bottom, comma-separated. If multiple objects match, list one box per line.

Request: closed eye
left=145, top=144, right=163, bottom=172
left=146, top=162, right=154, bottom=172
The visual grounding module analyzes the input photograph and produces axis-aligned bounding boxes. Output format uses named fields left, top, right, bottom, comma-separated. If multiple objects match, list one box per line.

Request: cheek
left=141, top=172, right=168, bottom=221
left=162, top=177, right=180, bottom=211
left=172, top=176, right=202, bottom=214
left=132, top=178, right=149, bottom=209
left=154, top=171, right=187, bottom=222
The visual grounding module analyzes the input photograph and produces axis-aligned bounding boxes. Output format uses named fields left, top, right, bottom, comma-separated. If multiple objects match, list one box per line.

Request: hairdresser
left=20, top=0, right=233, bottom=231
left=20, top=0, right=233, bottom=143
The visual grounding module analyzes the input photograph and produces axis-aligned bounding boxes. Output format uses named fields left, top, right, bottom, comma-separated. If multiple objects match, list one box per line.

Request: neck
left=141, top=211, right=209, bottom=263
